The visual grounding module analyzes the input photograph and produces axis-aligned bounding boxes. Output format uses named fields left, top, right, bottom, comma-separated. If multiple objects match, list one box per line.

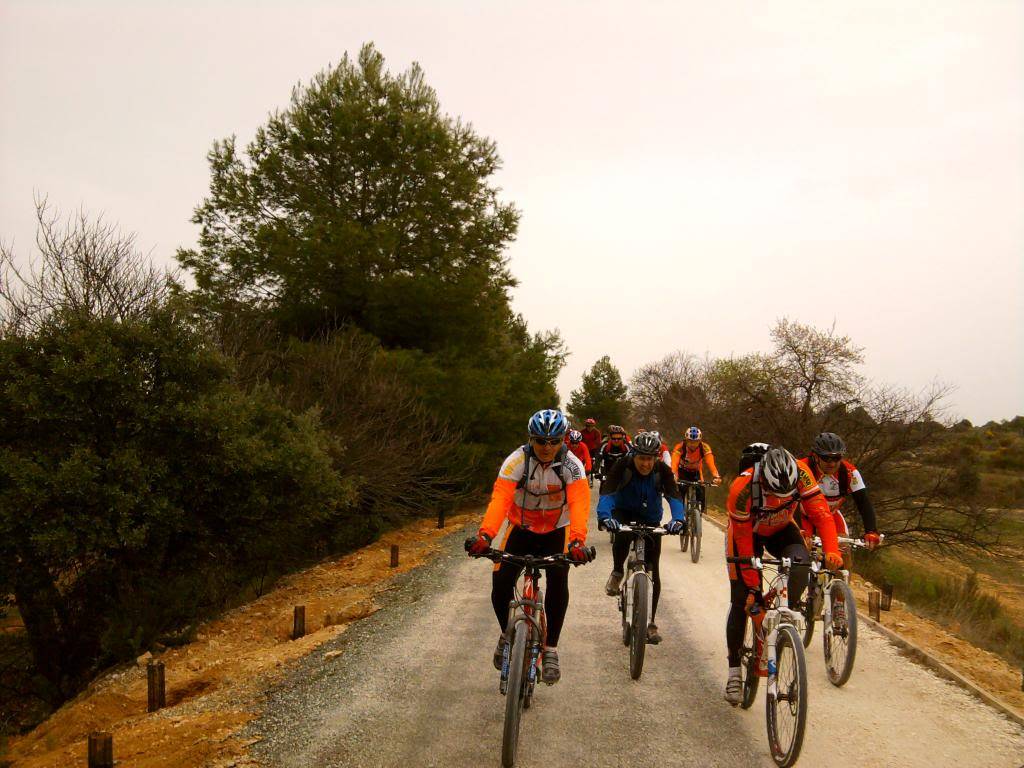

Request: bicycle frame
left=616, top=524, right=667, bottom=627
left=501, top=567, right=546, bottom=691
left=733, top=556, right=805, bottom=692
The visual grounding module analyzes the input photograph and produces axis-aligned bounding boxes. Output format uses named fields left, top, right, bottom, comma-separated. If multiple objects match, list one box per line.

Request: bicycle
left=676, top=479, right=713, bottom=562
left=466, top=545, right=595, bottom=768
left=600, top=521, right=671, bottom=680
left=726, top=555, right=809, bottom=768
left=801, top=534, right=881, bottom=686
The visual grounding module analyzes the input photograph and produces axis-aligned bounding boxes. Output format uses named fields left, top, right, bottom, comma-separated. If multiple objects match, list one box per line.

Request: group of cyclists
left=466, top=408, right=882, bottom=701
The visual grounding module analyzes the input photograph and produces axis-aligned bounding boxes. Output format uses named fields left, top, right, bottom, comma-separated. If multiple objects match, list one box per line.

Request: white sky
left=2, top=1, right=1022, bottom=424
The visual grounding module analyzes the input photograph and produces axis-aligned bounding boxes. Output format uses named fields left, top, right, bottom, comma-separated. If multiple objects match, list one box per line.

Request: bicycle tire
left=802, top=577, right=819, bottom=648
left=823, top=579, right=858, bottom=687
left=620, top=586, right=630, bottom=646
left=501, top=623, right=528, bottom=768
left=680, top=524, right=690, bottom=552
left=629, top=574, right=649, bottom=680
left=766, top=624, right=808, bottom=768
left=740, top=614, right=759, bottom=709
left=690, top=509, right=702, bottom=563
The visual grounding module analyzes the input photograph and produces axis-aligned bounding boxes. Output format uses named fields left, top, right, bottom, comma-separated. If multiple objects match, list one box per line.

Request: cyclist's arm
left=566, top=475, right=590, bottom=543
left=703, top=445, right=721, bottom=479
left=481, top=477, right=515, bottom=539
left=670, top=445, right=682, bottom=476
left=659, top=464, right=685, bottom=521
left=596, top=491, right=616, bottom=523
left=848, top=468, right=878, bottom=533
left=727, top=475, right=761, bottom=589
left=581, top=442, right=593, bottom=472
left=480, top=450, right=524, bottom=538
left=797, top=469, right=839, bottom=554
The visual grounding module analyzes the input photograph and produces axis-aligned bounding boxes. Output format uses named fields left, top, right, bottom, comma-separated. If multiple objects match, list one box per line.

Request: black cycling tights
left=611, top=530, right=663, bottom=621
left=491, top=526, right=570, bottom=647
left=726, top=523, right=809, bottom=666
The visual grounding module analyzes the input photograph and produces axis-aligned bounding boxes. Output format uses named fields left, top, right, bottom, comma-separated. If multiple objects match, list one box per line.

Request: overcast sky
left=2, top=1, right=1021, bottom=424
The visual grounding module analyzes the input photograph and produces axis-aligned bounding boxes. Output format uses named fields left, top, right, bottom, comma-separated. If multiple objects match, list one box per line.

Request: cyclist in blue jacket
left=597, top=432, right=685, bottom=644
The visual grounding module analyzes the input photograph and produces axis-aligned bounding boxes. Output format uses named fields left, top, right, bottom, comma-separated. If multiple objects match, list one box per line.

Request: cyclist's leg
left=610, top=517, right=631, bottom=573
left=765, top=523, right=811, bottom=609
left=726, top=577, right=749, bottom=665
left=490, top=526, right=526, bottom=631
left=649, top=534, right=664, bottom=620
left=725, top=524, right=757, bottom=665
left=538, top=528, right=570, bottom=646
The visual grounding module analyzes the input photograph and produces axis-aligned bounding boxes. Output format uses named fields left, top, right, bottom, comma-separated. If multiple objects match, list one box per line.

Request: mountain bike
left=801, top=534, right=881, bottom=686
left=726, top=555, right=809, bottom=768
left=677, top=480, right=713, bottom=562
left=602, top=522, right=671, bottom=680
left=466, top=545, right=595, bottom=768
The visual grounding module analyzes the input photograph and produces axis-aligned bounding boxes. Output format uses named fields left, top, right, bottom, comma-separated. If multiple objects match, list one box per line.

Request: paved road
left=253, top=495, right=1024, bottom=768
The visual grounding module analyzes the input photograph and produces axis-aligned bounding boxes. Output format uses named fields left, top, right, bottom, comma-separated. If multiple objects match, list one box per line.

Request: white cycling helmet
left=760, top=447, right=799, bottom=496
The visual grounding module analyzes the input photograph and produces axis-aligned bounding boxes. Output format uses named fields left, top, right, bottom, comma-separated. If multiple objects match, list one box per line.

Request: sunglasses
left=610, top=436, right=624, bottom=441
left=816, top=454, right=842, bottom=462
left=531, top=437, right=562, bottom=446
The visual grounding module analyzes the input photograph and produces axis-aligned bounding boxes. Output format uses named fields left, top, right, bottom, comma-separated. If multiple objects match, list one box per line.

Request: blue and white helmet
left=686, top=426, right=702, bottom=441
left=528, top=409, right=568, bottom=438
left=568, top=429, right=583, bottom=443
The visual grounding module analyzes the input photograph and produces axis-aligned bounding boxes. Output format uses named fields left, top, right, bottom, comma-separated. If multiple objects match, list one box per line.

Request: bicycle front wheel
left=766, top=624, right=808, bottom=768
left=690, top=510, right=702, bottom=563
left=629, top=574, right=649, bottom=680
left=501, top=623, right=529, bottom=768
left=824, top=579, right=858, bottom=686
left=740, top=613, right=759, bottom=709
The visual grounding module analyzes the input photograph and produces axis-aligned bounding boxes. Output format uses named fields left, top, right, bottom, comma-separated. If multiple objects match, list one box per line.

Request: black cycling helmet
left=738, top=442, right=770, bottom=474
left=812, top=432, right=846, bottom=458
left=632, top=432, right=662, bottom=456
left=760, top=447, right=799, bottom=495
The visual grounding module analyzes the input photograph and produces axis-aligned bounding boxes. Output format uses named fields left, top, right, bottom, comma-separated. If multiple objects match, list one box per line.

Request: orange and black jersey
left=726, top=459, right=839, bottom=589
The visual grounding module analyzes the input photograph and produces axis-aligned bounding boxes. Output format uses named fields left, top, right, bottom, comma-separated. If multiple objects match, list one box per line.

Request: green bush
left=0, top=308, right=355, bottom=702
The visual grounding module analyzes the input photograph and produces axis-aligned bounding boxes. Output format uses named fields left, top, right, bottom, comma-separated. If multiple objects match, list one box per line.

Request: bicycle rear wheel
left=501, top=623, right=529, bottom=768
left=690, top=510, right=702, bottom=563
left=766, top=625, right=808, bottom=767
left=823, top=579, right=858, bottom=687
left=629, top=574, right=649, bottom=680
left=679, top=523, right=690, bottom=552
left=740, top=614, right=759, bottom=709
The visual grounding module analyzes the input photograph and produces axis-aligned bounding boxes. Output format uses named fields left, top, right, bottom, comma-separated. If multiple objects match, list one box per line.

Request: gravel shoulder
left=252, top=497, right=1024, bottom=768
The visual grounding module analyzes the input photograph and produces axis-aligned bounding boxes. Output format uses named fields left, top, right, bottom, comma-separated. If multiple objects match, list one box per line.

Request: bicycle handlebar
left=598, top=520, right=675, bottom=535
left=468, top=547, right=597, bottom=567
left=811, top=534, right=885, bottom=550
left=725, top=555, right=798, bottom=570
left=676, top=480, right=715, bottom=487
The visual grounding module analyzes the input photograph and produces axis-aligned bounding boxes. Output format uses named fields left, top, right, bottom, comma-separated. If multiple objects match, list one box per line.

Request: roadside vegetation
left=0, top=43, right=565, bottom=737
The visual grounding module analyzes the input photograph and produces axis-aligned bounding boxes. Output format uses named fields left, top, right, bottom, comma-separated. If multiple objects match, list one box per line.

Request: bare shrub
left=0, top=196, right=175, bottom=334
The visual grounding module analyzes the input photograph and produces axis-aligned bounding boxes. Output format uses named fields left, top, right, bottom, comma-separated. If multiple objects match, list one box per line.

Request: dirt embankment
left=2, top=513, right=475, bottom=768
left=703, top=506, right=1024, bottom=720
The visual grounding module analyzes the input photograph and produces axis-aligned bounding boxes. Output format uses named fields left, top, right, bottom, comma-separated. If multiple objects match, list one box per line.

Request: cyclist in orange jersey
left=466, top=409, right=592, bottom=684
left=566, top=430, right=593, bottom=473
left=723, top=446, right=842, bottom=705
left=798, top=432, right=881, bottom=550
left=670, top=426, right=722, bottom=512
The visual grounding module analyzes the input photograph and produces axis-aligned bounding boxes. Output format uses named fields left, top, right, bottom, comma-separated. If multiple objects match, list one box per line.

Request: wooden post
left=147, top=660, right=166, bottom=712
left=437, top=508, right=445, bottom=529
left=868, top=590, right=881, bottom=622
left=390, top=544, right=399, bottom=568
left=87, top=732, right=113, bottom=768
left=292, top=605, right=306, bottom=640
left=881, top=583, right=894, bottom=611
